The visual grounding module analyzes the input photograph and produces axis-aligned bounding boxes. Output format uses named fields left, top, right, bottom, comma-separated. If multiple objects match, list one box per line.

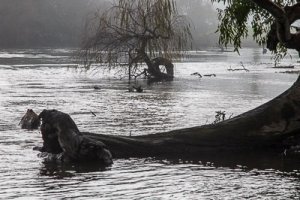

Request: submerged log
left=19, top=109, right=40, bottom=130
left=36, top=76, right=300, bottom=161
left=37, top=110, right=113, bottom=165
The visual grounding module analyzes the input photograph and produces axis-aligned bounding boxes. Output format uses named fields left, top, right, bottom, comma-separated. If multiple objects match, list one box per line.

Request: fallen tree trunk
left=37, top=76, right=300, bottom=161
left=84, top=76, right=300, bottom=158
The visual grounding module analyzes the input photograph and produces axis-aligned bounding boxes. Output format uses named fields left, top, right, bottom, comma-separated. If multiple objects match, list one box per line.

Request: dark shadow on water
left=151, top=152, right=300, bottom=172
left=39, top=152, right=300, bottom=178
left=147, top=77, right=173, bottom=85
left=39, top=161, right=111, bottom=178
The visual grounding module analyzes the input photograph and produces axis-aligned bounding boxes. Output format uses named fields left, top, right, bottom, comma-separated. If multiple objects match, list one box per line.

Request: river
left=0, top=48, right=300, bottom=199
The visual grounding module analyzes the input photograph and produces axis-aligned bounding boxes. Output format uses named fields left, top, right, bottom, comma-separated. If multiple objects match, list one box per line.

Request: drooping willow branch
left=80, top=0, right=192, bottom=79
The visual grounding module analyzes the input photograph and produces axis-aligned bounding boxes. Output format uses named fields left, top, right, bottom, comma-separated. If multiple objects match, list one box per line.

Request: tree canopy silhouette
left=212, top=0, right=300, bottom=59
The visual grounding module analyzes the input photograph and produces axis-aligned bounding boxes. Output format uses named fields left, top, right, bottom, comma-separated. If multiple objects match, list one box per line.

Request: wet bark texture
left=19, top=109, right=40, bottom=130
left=37, top=76, right=300, bottom=160
left=139, top=49, right=174, bottom=80
left=257, top=1, right=300, bottom=53
left=37, top=110, right=113, bottom=165
left=147, top=57, right=174, bottom=80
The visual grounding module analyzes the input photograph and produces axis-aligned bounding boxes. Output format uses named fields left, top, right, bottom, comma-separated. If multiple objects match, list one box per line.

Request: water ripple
left=0, top=48, right=299, bottom=199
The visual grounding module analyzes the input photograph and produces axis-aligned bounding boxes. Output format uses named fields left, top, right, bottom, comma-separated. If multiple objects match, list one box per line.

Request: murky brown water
left=1, top=48, right=300, bottom=199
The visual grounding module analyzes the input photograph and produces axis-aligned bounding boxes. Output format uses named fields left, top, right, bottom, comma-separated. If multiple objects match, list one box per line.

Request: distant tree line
left=0, top=0, right=110, bottom=48
left=0, top=0, right=222, bottom=49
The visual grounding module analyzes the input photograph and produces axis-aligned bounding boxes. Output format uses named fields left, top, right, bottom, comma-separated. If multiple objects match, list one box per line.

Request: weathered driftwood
left=36, top=76, right=300, bottom=162
left=37, top=110, right=113, bottom=165
left=19, top=109, right=40, bottom=129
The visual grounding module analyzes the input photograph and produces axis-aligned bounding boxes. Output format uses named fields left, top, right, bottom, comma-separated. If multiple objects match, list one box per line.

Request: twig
left=191, top=72, right=202, bottom=78
left=227, top=62, right=249, bottom=72
left=90, top=111, right=97, bottom=116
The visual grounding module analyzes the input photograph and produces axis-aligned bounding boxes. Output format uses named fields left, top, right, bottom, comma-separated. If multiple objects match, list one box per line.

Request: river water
left=1, top=48, right=300, bottom=199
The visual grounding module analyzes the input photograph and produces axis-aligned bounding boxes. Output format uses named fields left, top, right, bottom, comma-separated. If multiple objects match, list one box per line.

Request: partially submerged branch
left=37, top=110, right=113, bottom=165
left=227, top=62, right=249, bottom=72
left=19, top=109, right=40, bottom=130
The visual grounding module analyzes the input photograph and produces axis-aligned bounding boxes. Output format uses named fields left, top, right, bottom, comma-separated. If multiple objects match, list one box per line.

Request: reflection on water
left=39, top=162, right=110, bottom=178
left=0, top=48, right=300, bottom=199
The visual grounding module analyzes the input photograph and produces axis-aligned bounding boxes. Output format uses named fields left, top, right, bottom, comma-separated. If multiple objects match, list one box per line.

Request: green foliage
left=211, top=0, right=297, bottom=59
left=272, top=44, right=291, bottom=67
left=212, top=0, right=271, bottom=52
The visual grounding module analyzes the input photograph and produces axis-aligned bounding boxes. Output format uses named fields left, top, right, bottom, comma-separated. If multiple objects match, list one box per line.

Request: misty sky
left=0, top=1, right=228, bottom=49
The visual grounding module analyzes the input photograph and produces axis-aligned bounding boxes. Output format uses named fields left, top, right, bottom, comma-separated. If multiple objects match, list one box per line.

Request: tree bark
left=141, top=53, right=174, bottom=80
left=135, top=40, right=174, bottom=80
left=256, top=1, right=300, bottom=53
left=37, top=76, right=300, bottom=161
left=147, top=57, right=174, bottom=80
left=19, top=109, right=40, bottom=130
left=38, top=110, right=113, bottom=165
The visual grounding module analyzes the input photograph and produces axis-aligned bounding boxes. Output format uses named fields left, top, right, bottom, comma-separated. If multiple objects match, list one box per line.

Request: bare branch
left=80, top=0, right=191, bottom=79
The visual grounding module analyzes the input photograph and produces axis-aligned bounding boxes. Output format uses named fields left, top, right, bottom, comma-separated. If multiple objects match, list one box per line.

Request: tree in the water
left=37, top=0, right=300, bottom=165
left=81, top=0, right=191, bottom=80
